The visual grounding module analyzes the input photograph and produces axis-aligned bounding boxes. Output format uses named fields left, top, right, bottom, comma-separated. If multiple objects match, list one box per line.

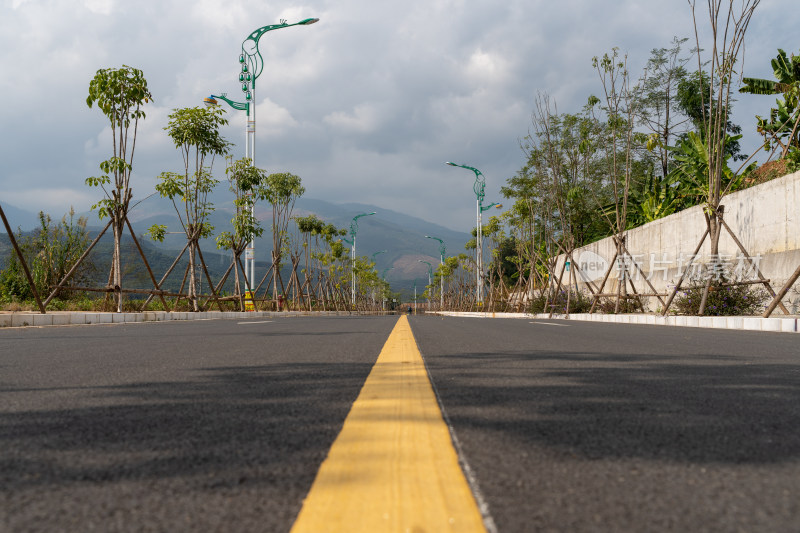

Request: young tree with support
left=585, top=48, right=658, bottom=314
left=660, top=0, right=786, bottom=317
left=149, top=105, right=231, bottom=312
left=214, top=157, right=268, bottom=310
left=46, top=66, right=169, bottom=312
left=295, top=215, right=326, bottom=310
left=61, top=66, right=158, bottom=312
left=253, top=172, right=305, bottom=307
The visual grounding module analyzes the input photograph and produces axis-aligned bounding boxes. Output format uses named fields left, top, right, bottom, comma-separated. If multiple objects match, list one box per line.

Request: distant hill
left=0, top=203, right=41, bottom=233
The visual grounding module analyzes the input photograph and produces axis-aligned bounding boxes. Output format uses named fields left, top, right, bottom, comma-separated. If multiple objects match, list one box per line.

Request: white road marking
left=237, top=320, right=273, bottom=325
left=529, top=321, right=569, bottom=327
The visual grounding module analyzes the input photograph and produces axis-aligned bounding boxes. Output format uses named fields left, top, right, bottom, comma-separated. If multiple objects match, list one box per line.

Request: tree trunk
left=188, top=238, right=198, bottom=312
left=112, top=217, right=123, bottom=313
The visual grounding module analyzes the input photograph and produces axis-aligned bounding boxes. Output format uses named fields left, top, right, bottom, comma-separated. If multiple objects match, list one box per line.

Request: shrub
left=596, top=295, right=648, bottom=314
left=0, top=209, right=94, bottom=302
left=673, top=282, right=769, bottom=316
left=529, top=289, right=593, bottom=314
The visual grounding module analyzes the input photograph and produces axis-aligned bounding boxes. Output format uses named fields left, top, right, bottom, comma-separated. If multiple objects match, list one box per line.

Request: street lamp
left=205, top=17, right=319, bottom=286
left=425, top=235, right=445, bottom=309
left=348, top=212, right=376, bottom=306
left=418, top=260, right=433, bottom=309
left=445, top=162, right=500, bottom=305
left=369, top=250, right=386, bottom=308
left=204, top=94, right=252, bottom=286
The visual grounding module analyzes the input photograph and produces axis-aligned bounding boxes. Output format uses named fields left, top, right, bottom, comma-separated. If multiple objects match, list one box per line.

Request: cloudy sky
left=0, top=0, right=796, bottom=232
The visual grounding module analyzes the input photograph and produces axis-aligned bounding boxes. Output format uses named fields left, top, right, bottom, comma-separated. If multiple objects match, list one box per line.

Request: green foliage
left=264, top=172, right=305, bottom=293
left=669, top=131, right=751, bottom=205
left=164, top=106, right=231, bottom=158
left=740, top=48, right=800, bottom=154
left=146, top=224, right=167, bottom=243
left=330, top=240, right=347, bottom=260
left=488, top=235, right=520, bottom=287
left=295, top=214, right=326, bottom=235
left=215, top=158, right=268, bottom=252
left=673, top=283, right=769, bottom=316
left=676, top=71, right=745, bottom=162
left=638, top=37, right=692, bottom=179
left=630, top=172, right=681, bottom=225
left=86, top=65, right=151, bottom=127
left=154, top=106, right=231, bottom=241
left=152, top=169, right=218, bottom=239
left=85, top=66, right=152, bottom=219
left=596, top=296, right=647, bottom=314
left=0, top=210, right=93, bottom=302
left=264, top=172, right=305, bottom=206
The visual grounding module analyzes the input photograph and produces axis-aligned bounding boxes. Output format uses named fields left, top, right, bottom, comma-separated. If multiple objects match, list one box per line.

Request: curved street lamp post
left=418, top=260, right=433, bottom=309
left=445, top=162, right=501, bottom=305
left=205, top=17, right=318, bottom=285
left=369, top=250, right=386, bottom=307
left=425, top=235, right=445, bottom=309
left=381, top=266, right=393, bottom=311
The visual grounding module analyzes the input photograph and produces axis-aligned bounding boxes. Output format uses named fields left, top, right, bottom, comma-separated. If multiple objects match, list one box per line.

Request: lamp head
left=495, top=204, right=503, bottom=209
left=204, top=96, right=218, bottom=107
left=299, top=18, right=320, bottom=25
left=445, top=162, right=457, bottom=166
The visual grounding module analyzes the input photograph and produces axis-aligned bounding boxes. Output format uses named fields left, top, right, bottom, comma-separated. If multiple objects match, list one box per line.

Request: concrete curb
left=432, top=311, right=800, bottom=333
left=0, top=310, right=379, bottom=329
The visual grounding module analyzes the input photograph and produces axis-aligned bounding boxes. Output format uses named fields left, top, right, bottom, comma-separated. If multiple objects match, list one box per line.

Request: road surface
left=1, top=314, right=799, bottom=531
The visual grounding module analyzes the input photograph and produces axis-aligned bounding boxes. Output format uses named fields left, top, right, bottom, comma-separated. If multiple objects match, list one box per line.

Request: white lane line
left=237, top=320, right=273, bottom=325
left=529, top=321, right=569, bottom=327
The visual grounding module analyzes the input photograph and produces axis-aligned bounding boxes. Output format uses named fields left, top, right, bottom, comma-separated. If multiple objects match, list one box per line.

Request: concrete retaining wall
left=552, top=169, right=800, bottom=313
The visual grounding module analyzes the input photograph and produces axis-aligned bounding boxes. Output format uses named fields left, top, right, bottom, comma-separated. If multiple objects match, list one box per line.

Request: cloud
left=0, top=0, right=797, bottom=234
left=323, top=103, right=386, bottom=133
left=0, top=188, right=95, bottom=217
left=83, top=0, right=114, bottom=16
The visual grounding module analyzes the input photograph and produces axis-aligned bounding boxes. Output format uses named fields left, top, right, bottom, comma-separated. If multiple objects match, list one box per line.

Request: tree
left=661, top=0, right=761, bottom=316
left=677, top=71, right=746, bottom=162
left=295, top=214, right=326, bottom=308
left=639, top=37, right=693, bottom=178
left=85, top=65, right=152, bottom=311
left=263, top=172, right=305, bottom=300
left=215, top=157, right=268, bottom=305
left=150, top=105, right=231, bottom=311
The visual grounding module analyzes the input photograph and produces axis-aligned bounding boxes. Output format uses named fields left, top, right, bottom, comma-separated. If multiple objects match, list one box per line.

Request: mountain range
left=1, top=197, right=472, bottom=297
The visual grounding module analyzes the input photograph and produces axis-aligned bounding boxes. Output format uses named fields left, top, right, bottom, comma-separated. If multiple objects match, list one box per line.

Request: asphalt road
left=2, top=315, right=800, bottom=532
left=411, top=316, right=800, bottom=532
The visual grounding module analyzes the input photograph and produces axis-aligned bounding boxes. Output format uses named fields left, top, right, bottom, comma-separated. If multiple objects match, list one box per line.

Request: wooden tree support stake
left=0, top=204, right=46, bottom=314
left=661, top=228, right=710, bottom=316
left=125, top=218, right=170, bottom=312
left=44, top=219, right=112, bottom=308
left=141, top=240, right=190, bottom=311
left=718, top=217, right=790, bottom=316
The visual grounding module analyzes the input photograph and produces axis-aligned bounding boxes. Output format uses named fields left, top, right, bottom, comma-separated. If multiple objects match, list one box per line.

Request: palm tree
left=740, top=48, right=800, bottom=156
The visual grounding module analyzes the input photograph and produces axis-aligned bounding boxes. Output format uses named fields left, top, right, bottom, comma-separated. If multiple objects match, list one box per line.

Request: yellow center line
left=290, top=315, right=487, bottom=533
